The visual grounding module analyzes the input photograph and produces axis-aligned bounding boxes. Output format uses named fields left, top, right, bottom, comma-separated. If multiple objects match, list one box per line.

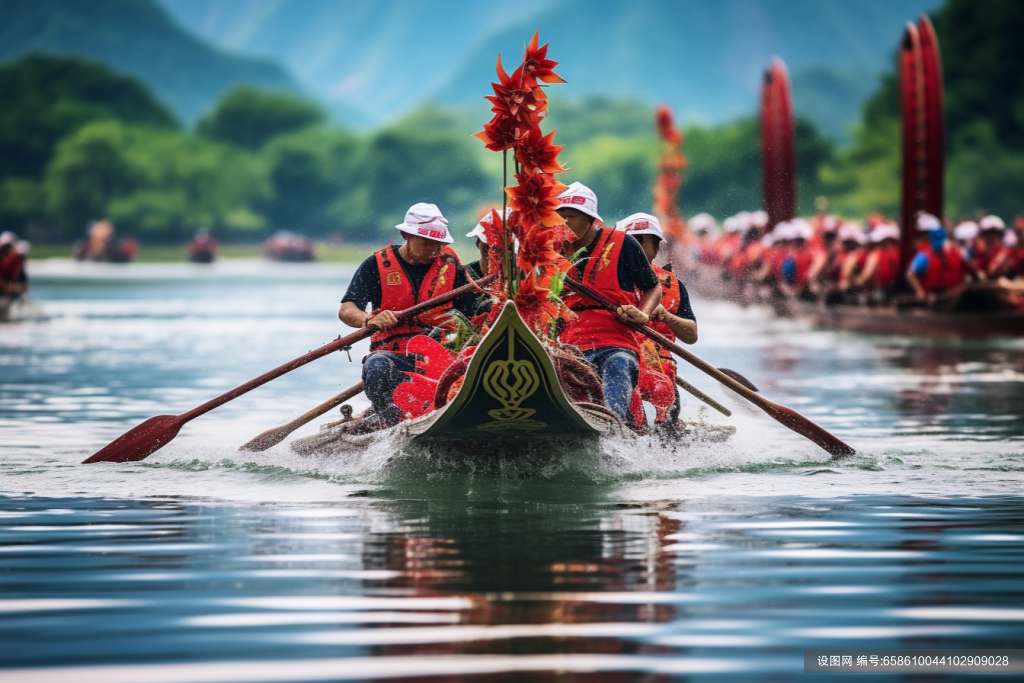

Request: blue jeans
left=362, top=351, right=416, bottom=426
left=583, top=347, right=639, bottom=424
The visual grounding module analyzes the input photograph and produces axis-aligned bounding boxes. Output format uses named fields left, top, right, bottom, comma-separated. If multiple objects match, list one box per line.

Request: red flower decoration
left=521, top=31, right=567, bottom=88
left=515, top=126, right=565, bottom=175
left=505, top=172, right=567, bottom=228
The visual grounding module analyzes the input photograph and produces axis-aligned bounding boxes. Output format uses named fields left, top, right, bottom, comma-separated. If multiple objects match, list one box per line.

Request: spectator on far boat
left=0, top=232, right=28, bottom=296
left=906, top=211, right=967, bottom=307
left=337, top=203, right=478, bottom=433
left=557, top=182, right=662, bottom=428
left=855, top=222, right=901, bottom=304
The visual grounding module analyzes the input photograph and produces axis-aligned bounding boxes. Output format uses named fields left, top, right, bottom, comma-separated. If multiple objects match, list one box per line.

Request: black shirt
left=341, top=247, right=482, bottom=317
left=674, top=280, right=696, bottom=322
left=572, top=228, right=659, bottom=294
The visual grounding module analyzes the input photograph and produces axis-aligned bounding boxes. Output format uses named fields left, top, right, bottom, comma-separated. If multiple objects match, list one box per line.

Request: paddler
left=854, top=222, right=901, bottom=302
left=617, top=212, right=697, bottom=423
left=906, top=212, right=967, bottom=307
left=976, top=215, right=1012, bottom=279
left=557, top=182, right=662, bottom=427
left=463, top=207, right=512, bottom=280
left=0, top=232, right=28, bottom=296
left=338, top=203, right=478, bottom=431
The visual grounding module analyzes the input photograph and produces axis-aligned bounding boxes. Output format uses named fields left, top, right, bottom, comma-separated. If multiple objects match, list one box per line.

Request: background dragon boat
left=665, top=16, right=1024, bottom=340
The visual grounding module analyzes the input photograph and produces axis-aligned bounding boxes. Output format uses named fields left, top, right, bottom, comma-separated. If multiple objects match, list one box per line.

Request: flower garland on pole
left=653, top=104, right=688, bottom=243
left=474, top=31, right=576, bottom=338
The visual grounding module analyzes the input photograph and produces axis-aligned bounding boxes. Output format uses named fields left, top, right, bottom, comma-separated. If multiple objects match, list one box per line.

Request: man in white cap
left=618, top=212, right=697, bottom=424
left=854, top=222, right=901, bottom=301
left=464, top=207, right=513, bottom=280
left=906, top=211, right=966, bottom=305
left=556, top=183, right=662, bottom=427
left=972, top=215, right=1009, bottom=280
left=0, top=231, right=27, bottom=296
left=338, top=202, right=477, bottom=431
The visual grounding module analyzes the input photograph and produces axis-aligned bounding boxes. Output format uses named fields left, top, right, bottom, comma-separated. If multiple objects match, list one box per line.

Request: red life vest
left=873, top=244, right=901, bottom=289
left=561, top=228, right=641, bottom=352
left=650, top=264, right=680, bottom=366
left=369, top=244, right=460, bottom=354
left=917, top=242, right=965, bottom=293
left=0, top=251, right=23, bottom=282
left=786, top=246, right=816, bottom=287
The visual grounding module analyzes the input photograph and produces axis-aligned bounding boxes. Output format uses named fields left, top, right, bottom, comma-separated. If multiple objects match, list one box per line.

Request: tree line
left=1, top=0, right=1019, bottom=247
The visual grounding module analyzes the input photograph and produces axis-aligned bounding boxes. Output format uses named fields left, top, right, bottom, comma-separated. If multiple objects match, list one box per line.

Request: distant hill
left=158, top=0, right=940, bottom=139
left=0, top=0, right=302, bottom=124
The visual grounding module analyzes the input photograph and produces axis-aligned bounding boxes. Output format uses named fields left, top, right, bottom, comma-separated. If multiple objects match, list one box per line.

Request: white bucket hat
left=750, top=210, right=769, bottom=230
left=980, top=215, right=1006, bottom=232
left=953, top=221, right=979, bottom=241
left=838, top=222, right=867, bottom=244
left=395, top=202, right=453, bottom=244
left=615, top=212, right=663, bottom=240
left=0, top=231, right=15, bottom=246
left=687, top=212, right=717, bottom=235
left=870, top=223, right=900, bottom=243
left=557, top=182, right=602, bottom=222
left=790, top=218, right=814, bottom=240
left=771, top=221, right=794, bottom=240
left=466, top=208, right=512, bottom=245
left=916, top=212, right=943, bottom=231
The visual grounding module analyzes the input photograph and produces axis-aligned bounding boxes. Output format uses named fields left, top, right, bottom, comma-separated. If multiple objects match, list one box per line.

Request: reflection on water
left=2, top=262, right=1024, bottom=679
left=2, top=492, right=1023, bottom=680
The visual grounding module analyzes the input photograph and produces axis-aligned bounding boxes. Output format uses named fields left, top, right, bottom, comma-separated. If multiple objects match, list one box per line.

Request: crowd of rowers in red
left=683, top=209, right=1024, bottom=310
left=337, top=183, right=697, bottom=434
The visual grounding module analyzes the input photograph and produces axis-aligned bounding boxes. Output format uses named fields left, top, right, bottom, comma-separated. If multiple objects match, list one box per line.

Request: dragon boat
left=291, top=301, right=734, bottom=460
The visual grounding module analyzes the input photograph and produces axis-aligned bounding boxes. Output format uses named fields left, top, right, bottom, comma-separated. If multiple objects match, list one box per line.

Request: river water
left=2, top=260, right=1023, bottom=681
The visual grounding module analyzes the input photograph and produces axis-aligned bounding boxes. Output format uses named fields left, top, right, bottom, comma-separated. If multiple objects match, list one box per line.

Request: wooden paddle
left=564, top=277, right=855, bottom=457
left=675, top=376, right=731, bottom=417
left=82, top=273, right=497, bottom=464
left=238, top=381, right=364, bottom=452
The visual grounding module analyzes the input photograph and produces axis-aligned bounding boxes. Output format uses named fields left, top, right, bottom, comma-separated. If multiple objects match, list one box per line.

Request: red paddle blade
left=763, top=403, right=855, bottom=458
left=82, top=415, right=184, bottom=464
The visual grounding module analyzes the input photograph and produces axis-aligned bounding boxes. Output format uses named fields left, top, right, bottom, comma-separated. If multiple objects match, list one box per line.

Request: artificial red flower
left=505, top=172, right=567, bottom=228
left=521, top=31, right=567, bottom=88
left=656, top=104, right=682, bottom=146
left=515, top=126, right=565, bottom=175
left=474, top=116, right=522, bottom=153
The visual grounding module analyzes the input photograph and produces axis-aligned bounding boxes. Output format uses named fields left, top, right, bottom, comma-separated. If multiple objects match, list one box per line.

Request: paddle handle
left=564, top=277, right=855, bottom=456
left=181, top=273, right=496, bottom=423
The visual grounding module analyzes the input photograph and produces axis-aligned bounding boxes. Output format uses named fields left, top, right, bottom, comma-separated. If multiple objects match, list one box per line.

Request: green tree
left=197, top=87, right=325, bottom=150
left=0, top=54, right=177, bottom=180
left=262, top=128, right=364, bottom=237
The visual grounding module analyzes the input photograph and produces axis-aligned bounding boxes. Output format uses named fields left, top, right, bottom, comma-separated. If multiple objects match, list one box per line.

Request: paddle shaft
left=239, top=381, right=364, bottom=452
left=181, top=273, right=495, bottom=423
left=564, top=277, right=855, bottom=456
left=674, top=376, right=731, bottom=417
left=83, top=273, right=496, bottom=463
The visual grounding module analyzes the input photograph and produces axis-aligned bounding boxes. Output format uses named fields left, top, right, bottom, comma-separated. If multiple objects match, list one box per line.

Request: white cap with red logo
left=615, top=212, right=663, bottom=240
left=396, top=202, right=453, bottom=244
left=557, top=182, right=603, bottom=222
left=980, top=215, right=1006, bottom=232
left=466, top=207, right=512, bottom=245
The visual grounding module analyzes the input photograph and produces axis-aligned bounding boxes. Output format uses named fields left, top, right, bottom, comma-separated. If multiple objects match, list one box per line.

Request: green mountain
left=0, top=0, right=301, bottom=124
left=158, top=0, right=940, bottom=139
